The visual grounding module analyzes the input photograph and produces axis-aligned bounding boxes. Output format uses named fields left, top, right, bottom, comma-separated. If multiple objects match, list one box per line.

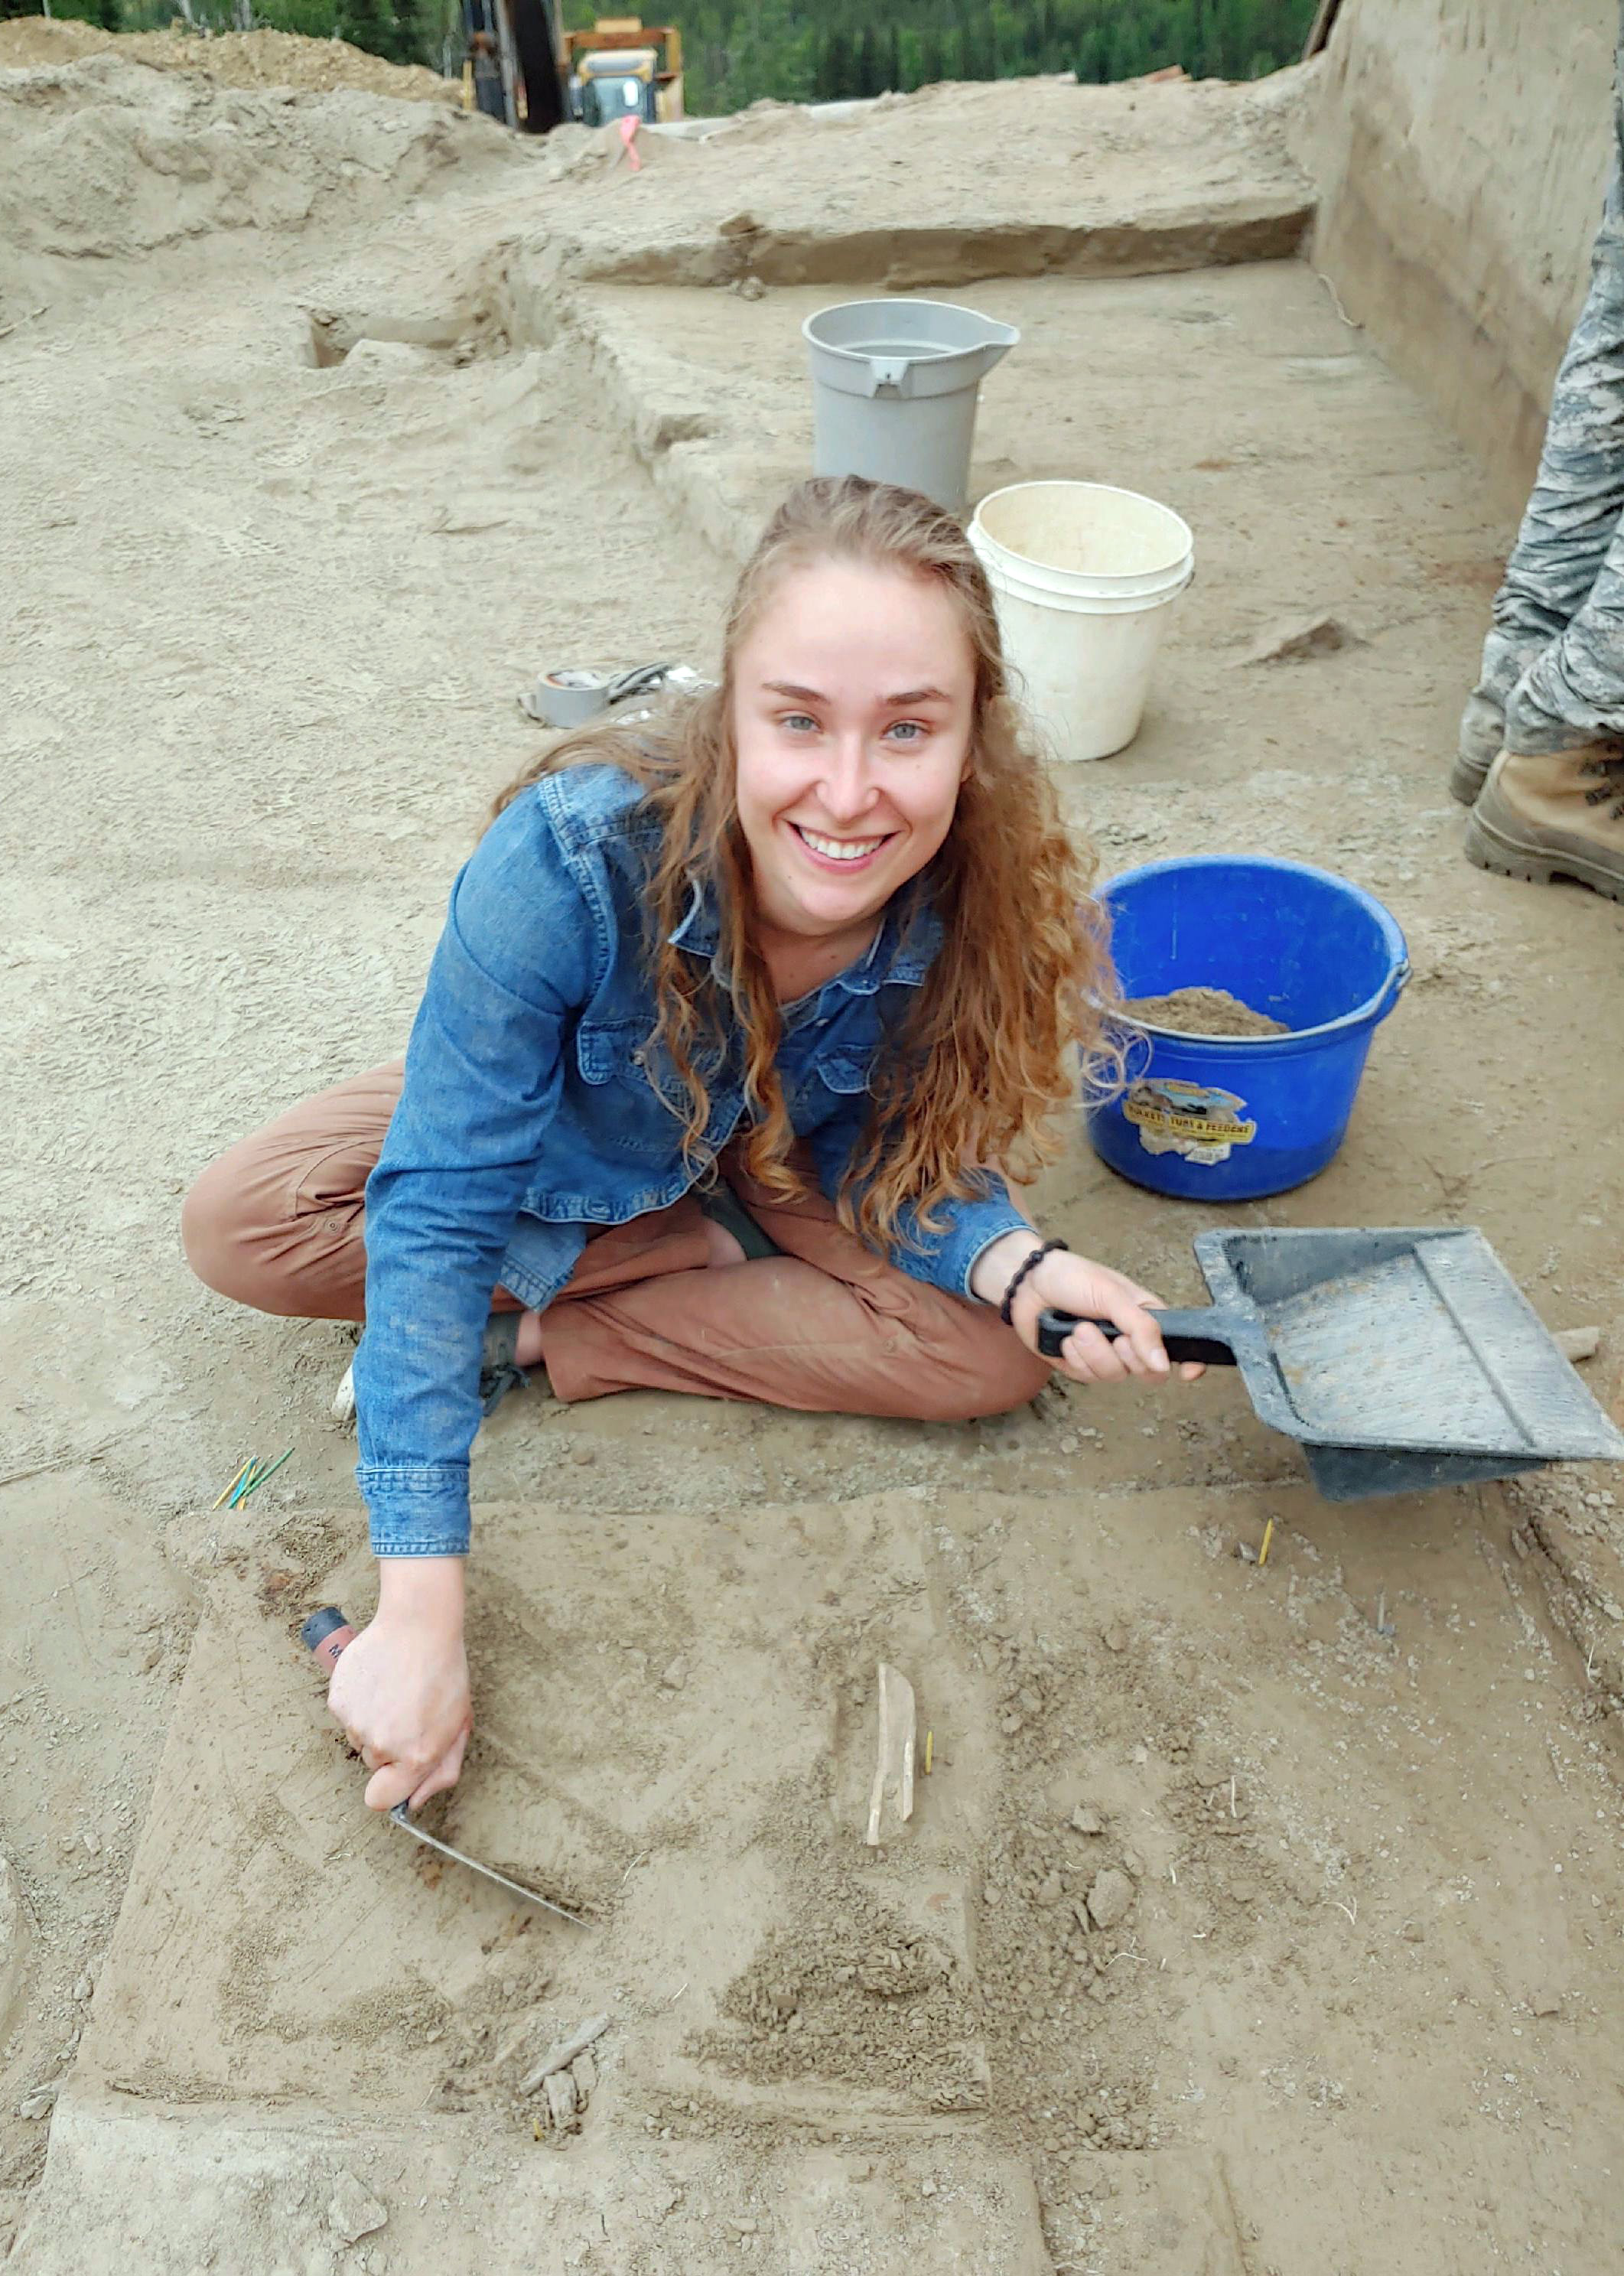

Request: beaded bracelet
left=998, top=1238, right=1068, bottom=1327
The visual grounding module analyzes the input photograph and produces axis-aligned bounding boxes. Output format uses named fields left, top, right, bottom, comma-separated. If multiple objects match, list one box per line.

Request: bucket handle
left=865, top=357, right=913, bottom=397
left=1339, top=949, right=1411, bottom=1032
left=1378, top=956, right=1411, bottom=1016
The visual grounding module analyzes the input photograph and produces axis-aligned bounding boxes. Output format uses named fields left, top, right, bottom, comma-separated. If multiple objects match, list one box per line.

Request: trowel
left=301, top=1607, right=587, bottom=1926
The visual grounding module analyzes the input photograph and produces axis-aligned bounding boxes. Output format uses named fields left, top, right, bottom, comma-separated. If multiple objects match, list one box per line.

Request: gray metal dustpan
left=1038, top=1227, right=1624, bottom=1503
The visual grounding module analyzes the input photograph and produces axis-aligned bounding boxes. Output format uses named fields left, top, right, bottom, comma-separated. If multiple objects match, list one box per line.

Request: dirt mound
left=0, top=54, right=511, bottom=301
left=0, top=16, right=455, bottom=103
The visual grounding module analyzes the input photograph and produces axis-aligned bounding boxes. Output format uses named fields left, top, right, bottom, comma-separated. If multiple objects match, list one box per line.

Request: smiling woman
left=181, top=475, right=1202, bottom=1815
left=734, top=565, right=975, bottom=1003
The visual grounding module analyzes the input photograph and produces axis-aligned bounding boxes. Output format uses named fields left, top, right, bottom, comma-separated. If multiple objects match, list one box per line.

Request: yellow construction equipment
left=561, top=16, right=685, bottom=125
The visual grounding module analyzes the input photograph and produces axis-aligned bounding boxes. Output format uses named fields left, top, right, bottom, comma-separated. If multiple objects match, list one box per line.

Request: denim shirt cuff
left=944, top=1198, right=1037, bottom=1296
left=357, top=1464, right=472, bottom=1559
left=901, top=1193, right=1033, bottom=1298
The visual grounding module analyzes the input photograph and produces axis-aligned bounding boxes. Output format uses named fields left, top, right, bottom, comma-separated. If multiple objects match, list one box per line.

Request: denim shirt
left=353, top=763, right=1030, bottom=1557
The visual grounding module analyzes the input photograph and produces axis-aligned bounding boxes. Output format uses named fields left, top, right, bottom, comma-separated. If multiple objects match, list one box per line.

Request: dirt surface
left=516, top=65, right=1318, bottom=290
left=0, top=18, right=456, bottom=102
left=1121, top=988, right=1290, bottom=1037
left=2, top=43, right=1623, bottom=2276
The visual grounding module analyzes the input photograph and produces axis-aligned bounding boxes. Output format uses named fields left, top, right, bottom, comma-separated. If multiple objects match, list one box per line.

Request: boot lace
left=1580, top=747, right=1624, bottom=819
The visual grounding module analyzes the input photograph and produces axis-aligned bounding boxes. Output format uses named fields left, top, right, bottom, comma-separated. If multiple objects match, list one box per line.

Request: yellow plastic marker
left=212, top=1458, right=252, bottom=1510
left=1258, top=1517, right=1275, bottom=1568
left=923, top=1729, right=934, bottom=1776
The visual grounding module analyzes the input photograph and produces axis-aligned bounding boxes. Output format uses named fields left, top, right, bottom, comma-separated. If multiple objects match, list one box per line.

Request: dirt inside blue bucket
left=1121, top=985, right=1289, bottom=1039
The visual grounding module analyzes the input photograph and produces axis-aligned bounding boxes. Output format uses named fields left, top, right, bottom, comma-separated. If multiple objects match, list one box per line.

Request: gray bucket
left=802, top=298, right=1019, bottom=516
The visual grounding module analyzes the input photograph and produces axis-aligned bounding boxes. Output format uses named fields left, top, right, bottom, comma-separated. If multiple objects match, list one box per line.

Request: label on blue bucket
left=1124, top=1078, right=1257, bottom=1166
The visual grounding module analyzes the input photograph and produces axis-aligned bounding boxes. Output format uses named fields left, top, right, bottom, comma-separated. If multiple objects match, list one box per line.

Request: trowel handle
left=301, top=1604, right=355, bottom=1678
left=1036, top=1308, right=1238, bottom=1366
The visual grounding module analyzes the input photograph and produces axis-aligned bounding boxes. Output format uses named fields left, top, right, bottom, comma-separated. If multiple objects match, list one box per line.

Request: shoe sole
left=1447, top=751, right=1492, bottom=806
left=1463, top=808, right=1624, bottom=903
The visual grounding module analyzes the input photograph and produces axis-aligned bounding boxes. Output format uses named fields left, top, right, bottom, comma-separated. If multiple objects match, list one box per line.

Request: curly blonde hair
left=491, top=476, right=1117, bottom=1248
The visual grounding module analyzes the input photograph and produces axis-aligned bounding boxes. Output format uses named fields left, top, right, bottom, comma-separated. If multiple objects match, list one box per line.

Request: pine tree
left=339, top=0, right=392, bottom=60
left=388, top=0, right=424, bottom=65
left=851, top=24, right=879, bottom=96
left=965, top=10, right=997, bottom=80
left=813, top=28, right=841, bottom=99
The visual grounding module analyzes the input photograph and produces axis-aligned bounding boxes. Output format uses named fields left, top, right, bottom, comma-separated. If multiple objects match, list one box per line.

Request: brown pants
left=181, top=1061, right=1050, bottom=1423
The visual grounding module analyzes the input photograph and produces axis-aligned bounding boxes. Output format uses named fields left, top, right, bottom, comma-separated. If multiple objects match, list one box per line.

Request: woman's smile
left=785, top=820, right=898, bottom=870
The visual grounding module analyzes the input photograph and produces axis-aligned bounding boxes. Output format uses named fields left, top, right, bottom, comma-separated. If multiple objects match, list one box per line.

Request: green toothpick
left=238, top=1447, right=294, bottom=1503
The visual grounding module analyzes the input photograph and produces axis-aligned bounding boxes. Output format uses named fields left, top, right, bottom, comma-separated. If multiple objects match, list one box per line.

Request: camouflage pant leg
left=1465, top=157, right=1624, bottom=759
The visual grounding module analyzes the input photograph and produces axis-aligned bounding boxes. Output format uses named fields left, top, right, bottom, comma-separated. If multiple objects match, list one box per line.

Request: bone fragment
left=864, top=1662, right=916, bottom=1847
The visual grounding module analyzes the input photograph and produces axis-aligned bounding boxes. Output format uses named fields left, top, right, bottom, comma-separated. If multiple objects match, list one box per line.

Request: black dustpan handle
left=1036, top=1307, right=1238, bottom=1367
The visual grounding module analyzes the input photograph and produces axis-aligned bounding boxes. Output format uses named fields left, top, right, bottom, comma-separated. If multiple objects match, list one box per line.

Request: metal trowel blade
left=388, top=1801, right=587, bottom=1926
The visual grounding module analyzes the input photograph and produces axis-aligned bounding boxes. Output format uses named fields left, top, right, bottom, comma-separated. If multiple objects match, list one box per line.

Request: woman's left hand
left=975, top=1236, right=1206, bottom=1387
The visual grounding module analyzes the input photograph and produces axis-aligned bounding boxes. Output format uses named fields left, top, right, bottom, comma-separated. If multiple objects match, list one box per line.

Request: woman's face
left=731, top=558, right=976, bottom=948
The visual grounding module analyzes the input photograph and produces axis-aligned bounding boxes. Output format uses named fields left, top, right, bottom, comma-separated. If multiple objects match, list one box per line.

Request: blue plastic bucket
left=1088, top=855, right=1410, bottom=1201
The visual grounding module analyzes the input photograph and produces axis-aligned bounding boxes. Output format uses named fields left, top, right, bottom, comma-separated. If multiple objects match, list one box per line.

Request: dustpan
left=1038, top=1227, right=1624, bottom=1502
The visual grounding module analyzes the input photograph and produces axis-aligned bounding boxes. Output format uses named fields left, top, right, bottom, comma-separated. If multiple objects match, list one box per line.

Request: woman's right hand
left=326, top=1557, right=472, bottom=1812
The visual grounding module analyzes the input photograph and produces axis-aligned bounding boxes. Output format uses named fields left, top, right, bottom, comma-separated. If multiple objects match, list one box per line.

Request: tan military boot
left=1463, top=744, right=1624, bottom=901
left=1449, top=690, right=1508, bottom=804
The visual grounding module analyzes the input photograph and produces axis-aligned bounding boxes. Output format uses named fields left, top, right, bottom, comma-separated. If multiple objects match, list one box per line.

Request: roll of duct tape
left=521, top=668, right=623, bottom=729
left=519, top=661, right=714, bottom=730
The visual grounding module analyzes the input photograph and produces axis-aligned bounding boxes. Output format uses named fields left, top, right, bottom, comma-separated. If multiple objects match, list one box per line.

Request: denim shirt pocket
left=575, top=1019, right=739, bottom=1158
left=574, top=1019, right=679, bottom=1155
left=574, top=1019, right=636, bottom=1086
left=789, top=1047, right=876, bottom=1135
left=818, top=1053, right=874, bottom=1097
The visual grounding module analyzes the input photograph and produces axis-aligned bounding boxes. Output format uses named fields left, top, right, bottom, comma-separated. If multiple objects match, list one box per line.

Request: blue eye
left=886, top=721, right=927, bottom=745
left=780, top=713, right=819, bottom=734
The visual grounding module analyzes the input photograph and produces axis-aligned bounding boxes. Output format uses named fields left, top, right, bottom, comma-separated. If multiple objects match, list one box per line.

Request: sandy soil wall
left=1310, top=0, right=1616, bottom=505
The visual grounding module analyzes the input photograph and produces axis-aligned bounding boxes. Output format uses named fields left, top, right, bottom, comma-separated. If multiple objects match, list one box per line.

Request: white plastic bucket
left=968, top=480, right=1194, bottom=762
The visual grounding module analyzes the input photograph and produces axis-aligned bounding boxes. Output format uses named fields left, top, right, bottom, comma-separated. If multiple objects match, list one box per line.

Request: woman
left=183, top=477, right=1197, bottom=1816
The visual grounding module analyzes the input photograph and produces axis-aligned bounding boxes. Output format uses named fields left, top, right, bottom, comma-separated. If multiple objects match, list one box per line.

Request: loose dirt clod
left=1236, top=611, right=1362, bottom=665
left=1085, top=1868, right=1135, bottom=1931
left=327, top=2169, right=387, bottom=2243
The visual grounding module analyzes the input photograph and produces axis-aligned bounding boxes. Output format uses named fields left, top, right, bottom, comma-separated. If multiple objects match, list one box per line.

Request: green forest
left=579, top=0, right=1321, bottom=114
left=3, top=0, right=1319, bottom=105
